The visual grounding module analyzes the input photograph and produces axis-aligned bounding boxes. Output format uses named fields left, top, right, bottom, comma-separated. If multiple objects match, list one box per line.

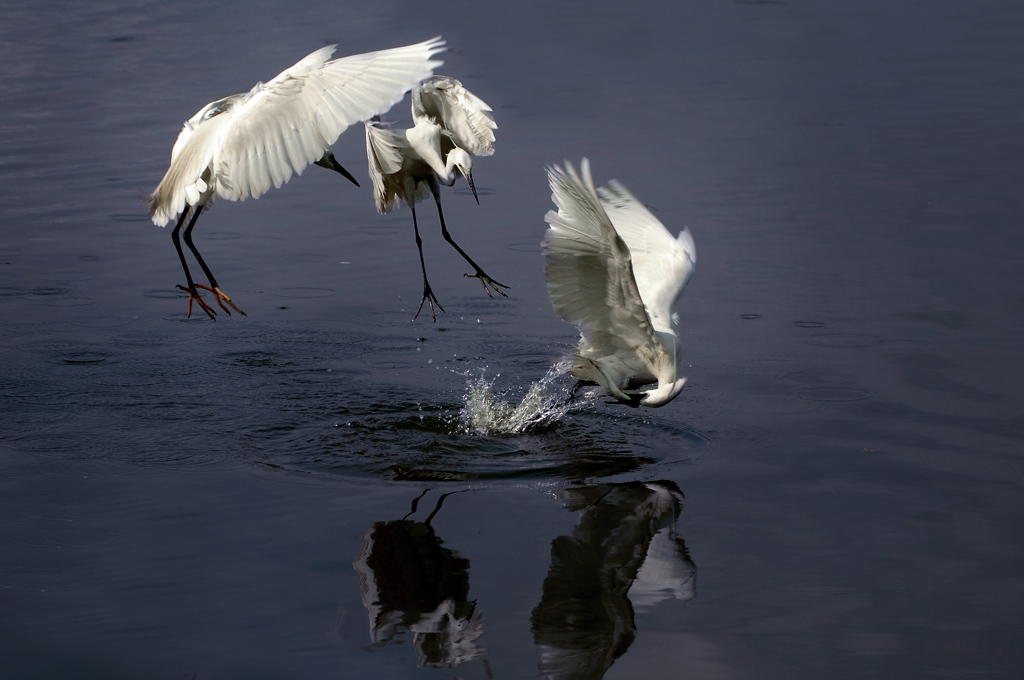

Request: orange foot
left=196, top=284, right=246, bottom=316
left=177, top=285, right=217, bottom=320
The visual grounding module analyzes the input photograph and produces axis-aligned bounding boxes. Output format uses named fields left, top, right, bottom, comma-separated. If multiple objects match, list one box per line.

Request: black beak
left=329, top=155, right=360, bottom=188
left=317, top=152, right=360, bottom=187
left=465, top=171, right=479, bottom=205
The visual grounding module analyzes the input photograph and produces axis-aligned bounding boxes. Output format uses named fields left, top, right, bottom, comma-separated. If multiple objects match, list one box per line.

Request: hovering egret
left=365, top=76, right=506, bottom=321
left=542, top=159, right=696, bottom=407
left=148, top=37, right=446, bottom=319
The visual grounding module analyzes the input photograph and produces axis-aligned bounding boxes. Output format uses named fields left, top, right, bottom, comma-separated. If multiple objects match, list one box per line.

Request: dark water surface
left=2, top=1, right=1023, bottom=678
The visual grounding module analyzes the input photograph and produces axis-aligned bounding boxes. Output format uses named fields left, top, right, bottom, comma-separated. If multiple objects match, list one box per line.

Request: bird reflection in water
left=352, top=490, right=485, bottom=668
left=531, top=481, right=696, bottom=680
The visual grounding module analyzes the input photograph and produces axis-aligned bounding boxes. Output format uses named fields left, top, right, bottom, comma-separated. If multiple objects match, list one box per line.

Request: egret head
left=639, top=377, right=687, bottom=407
left=448, top=148, right=478, bottom=204
left=639, top=332, right=687, bottom=407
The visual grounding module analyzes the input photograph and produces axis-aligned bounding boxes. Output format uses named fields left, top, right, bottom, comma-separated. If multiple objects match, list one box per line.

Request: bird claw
left=464, top=271, right=510, bottom=299
left=196, top=284, right=246, bottom=316
left=177, top=285, right=217, bottom=320
left=413, top=284, right=445, bottom=322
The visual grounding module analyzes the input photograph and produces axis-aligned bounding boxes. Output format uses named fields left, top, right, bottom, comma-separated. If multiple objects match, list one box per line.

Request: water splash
left=458, top=360, right=599, bottom=436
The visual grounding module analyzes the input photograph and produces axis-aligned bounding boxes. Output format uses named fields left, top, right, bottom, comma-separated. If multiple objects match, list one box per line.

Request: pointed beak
left=330, top=156, right=360, bottom=188
left=316, top=153, right=360, bottom=187
left=463, top=169, right=479, bottom=205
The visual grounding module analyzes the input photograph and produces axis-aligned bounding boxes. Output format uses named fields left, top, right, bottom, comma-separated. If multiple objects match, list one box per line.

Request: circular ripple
left=15, top=337, right=77, bottom=352
left=727, top=355, right=830, bottom=376
left=740, top=313, right=763, bottom=320
left=796, top=387, right=873, bottom=402
left=42, top=296, right=95, bottom=307
left=259, top=394, right=710, bottom=483
left=37, top=269, right=96, bottom=282
left=144, top=288, right=185, bottom=300
left=17, top=458, right=143, bottom=479
left=111, top=331, right=174, bottom=348
left=130, top=448, right=246, bottom=472
left=57, top=350, right=117, bottom=365
left=780, top=371, right=852, bottom=386
left=794, top=320, right=826, bottom=328
left=66, top=316, right=136, bottom=328
left=0, top=287, right=27, bottom=297
left=17, top=339, right=89, bottom=353
left=721, top=395, right=823, bottom=415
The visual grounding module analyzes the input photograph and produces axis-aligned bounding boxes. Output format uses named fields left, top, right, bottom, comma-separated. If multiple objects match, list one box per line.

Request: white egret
left=542, top=159, right=696, bottom=407
left=364, top=76, right=506, bottom=321
left=148, top=37, right=446, bottom=319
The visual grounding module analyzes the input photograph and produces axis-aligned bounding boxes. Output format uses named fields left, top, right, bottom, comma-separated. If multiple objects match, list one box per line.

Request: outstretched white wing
left=597, top=181, right=695, bottom=333
left=216, top=37, right=446, bottom=202
left=149, top=38, right=445, bottom=226
left=412, top=76, right=496, bottom=157
left=542, top=159, right=663, bottom=380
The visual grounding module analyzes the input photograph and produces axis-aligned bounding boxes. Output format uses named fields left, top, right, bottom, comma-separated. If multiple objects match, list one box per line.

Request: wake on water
left=457, top=359, right=600, bottom=436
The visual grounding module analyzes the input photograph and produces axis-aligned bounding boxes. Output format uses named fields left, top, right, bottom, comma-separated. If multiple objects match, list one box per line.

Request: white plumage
left=148, top=37, right=446, bottom=318
left=542, top=159, right=696, bottom=407
left=365, top=76, right=504, bottom=321
left=411, top=75, right=496, bottom=158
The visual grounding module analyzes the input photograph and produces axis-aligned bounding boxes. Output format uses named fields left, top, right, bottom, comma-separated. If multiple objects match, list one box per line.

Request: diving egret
left=364, top=76, right=506, bottom=321
left=148, top=37, right=446, bottom=319
left=542, top=159, right=696, bottom=407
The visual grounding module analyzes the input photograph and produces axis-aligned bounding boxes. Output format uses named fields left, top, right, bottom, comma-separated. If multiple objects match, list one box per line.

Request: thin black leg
left=429, top=181, right=509, bottom=298
left=182, top=205, right=245, bottom=316
left=411, top=202, right=443, bottom=321
left=181, top=204, right=218, bottom=290
left=171, top=206, right=216, bottom=319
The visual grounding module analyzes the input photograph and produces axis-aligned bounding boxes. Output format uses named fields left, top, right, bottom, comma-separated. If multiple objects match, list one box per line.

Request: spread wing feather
left=216, top=38, right=445, bottom=202
left=542, top=159, right=661, bottom=364
left=412, top=76, right=496, bottom=157
left=597, top=181, right=696, bottom=333
left=149, top=38, right=445, bottom=226
left=364, top=121, right=421, bottom=214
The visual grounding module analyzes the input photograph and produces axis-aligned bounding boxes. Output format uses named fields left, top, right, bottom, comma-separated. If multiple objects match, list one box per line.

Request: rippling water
left=2, top=0, right=1023, bottom=678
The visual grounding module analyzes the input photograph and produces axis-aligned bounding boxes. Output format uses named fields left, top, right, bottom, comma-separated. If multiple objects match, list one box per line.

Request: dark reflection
left=352, top=490, right=485, bottom=668
left=531, top=481, right=696, bottom=680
